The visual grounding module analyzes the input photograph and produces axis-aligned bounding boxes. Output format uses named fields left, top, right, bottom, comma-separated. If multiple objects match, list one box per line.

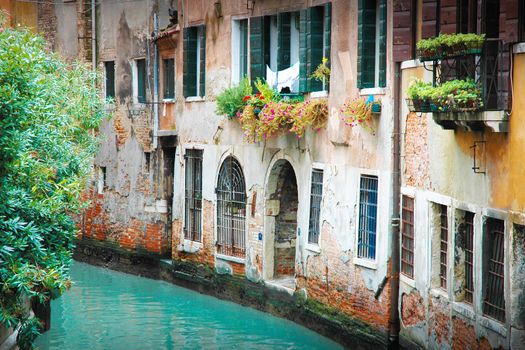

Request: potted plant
left=406, top=79, right=433, bottom=112
left=417, top=33, right=485, bottom=61
left=340, top=96, right=379, bottom=133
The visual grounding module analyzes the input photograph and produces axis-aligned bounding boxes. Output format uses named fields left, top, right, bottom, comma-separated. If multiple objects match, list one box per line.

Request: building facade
left=3, top=0, right=525, bottom=348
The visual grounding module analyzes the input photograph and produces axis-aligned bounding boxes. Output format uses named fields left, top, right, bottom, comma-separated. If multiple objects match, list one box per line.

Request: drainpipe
left=388, top=61, right=401, bottom=348
left=153, top=12, right=159, bottom=150
left=91, top=0, right=96, bottom=70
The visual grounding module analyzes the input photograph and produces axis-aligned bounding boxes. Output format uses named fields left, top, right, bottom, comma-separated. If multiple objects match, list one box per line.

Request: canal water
left=35, top=262, right=342, bottom=350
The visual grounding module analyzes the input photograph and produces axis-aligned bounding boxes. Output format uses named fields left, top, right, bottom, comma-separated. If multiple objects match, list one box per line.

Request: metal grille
left=464, top=212, right=475, bottom=304
left=439, top=205, right=448, bottom=290
left=401, top=196, right=415, bottom=278
left=184, top=149, right=202, bottom=242
left=483, top=218, right=505, bottom=322
left=357, top=175, right=378, bottom=259
left=307, top=169, right=324, bottom=244
left=216, top=157, right=246, bottom=257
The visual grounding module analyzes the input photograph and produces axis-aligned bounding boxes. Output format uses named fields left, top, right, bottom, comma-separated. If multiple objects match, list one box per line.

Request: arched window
left=216, top=157, right=246, bottom=257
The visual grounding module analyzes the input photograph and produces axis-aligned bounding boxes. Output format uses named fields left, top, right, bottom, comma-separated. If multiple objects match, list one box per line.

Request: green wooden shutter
left=277, top=12, right=291, bottom=71
left=105, top=61, right=115, bottom=99
left=250, top=16, right=266, bottom=85
left=199, top=25, right=206, bottom=97
left=239, top=19, right=248, bottom=80
left=323, top=3, right=332, bottom=91
left=299, top=9, right=308, bottom=92
left=183, top=27, right=197, bottom=97
left=164, top=59, right=175, bottom=99
left=309, top=7, right=324, bottom=92
left=357, top=0, right=377, bottom=88
left=378, top=0, right=387, bottom=87
left=137, top=59, right=146, bottom=103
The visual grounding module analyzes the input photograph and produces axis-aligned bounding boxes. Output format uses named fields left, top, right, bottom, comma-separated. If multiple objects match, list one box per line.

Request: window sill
left=216, top=253, right=245, bottom=264
left=513, top=42, right=525, bottom=54
left=310, top=90, right=328, bottom=98
left=478, top=315, right=507, bottom=337
left=305, top=243, right=321, bottom=254
left=400, top=273, right=416, bottom=288
left=452, top=301, right=475, bottom=321
left=185, top=96, right=206, bottom=103
left=429, top=287, right=448, bottom=300
left=178, top=239, right=202, bottom=254
left=162, top=98, right=176, bottom=103
left=353, top=257, right=377, bottom=270
left=359, top=87, right=386, bottom=96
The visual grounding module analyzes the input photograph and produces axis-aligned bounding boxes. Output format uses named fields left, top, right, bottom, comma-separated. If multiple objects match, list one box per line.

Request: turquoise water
left=35, top=262, right=341, bottom=350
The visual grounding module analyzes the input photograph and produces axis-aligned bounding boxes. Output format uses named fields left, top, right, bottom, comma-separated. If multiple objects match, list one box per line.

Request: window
left=454, top=210, right=474, bottom=304
left=183, top=25, right=206, bottom=98
left=431, top=204, right=448, bottom=289
left=97, top=166, right=106, bottom=194
left=357, top=0, right=386, bottom=88
left=232, top=19, right=248, bottom=84
left=249, top=4, right=331, bottom=93
left=357, top=175, right=378, bottom=260
left=163, top=58, right=175, bottom=99
left=216, top=157, right=246, bottom=257
left=483, top=217, right=505, bottom=322
left=401, top=195, right=415, bottom=278
left=307, top=169, right=323, bottom=244
left=133, top=59, right=146, bottom=104
left=184, top=149, right=203, bottom=242
left=104, top=61, right=115, bottom=100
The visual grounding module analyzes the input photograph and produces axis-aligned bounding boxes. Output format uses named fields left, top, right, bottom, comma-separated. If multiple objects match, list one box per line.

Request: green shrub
left=0, top=12, right=107, bottom=349
left=215, top=77, right=252, bottom=118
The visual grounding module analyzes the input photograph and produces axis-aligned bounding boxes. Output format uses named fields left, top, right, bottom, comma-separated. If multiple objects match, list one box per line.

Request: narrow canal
left=35, top=262, right=342, bottom=349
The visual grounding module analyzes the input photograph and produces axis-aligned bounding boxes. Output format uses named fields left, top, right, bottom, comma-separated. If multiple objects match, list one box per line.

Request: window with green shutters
left=183, top=25, right=206, bottom=98
left=299, top=3, right=331, bottom=93
left=357, top=0, right=387, bottom=89
left=163, top=58, right=175, bottom=99
left=104, top=61, right=115, bottom=100
left=134, top=58, right=146, bottom=103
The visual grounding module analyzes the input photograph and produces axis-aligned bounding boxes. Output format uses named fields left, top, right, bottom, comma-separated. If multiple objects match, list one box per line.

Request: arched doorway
left=216, top=156, right=246, bottom=258
left=264, top=159, right=298, bottom=289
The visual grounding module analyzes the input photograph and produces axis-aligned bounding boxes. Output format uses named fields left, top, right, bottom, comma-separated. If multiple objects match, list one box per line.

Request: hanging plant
left=289, top=98, right=329, bottom=138
left=340, top=96, right=379, bottom=133
left=310, top=57, right=331, bottom=84
left=256, top=101, right=295, bottom=141
left=238, top=105, right=258, bottom=142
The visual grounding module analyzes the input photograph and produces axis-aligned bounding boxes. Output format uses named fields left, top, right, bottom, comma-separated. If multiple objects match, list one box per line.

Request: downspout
left=91, top=0, right=96, bottom=70
left=388, top=61, right=401, bottom=348
left=153, top=12, right=159, bottom=150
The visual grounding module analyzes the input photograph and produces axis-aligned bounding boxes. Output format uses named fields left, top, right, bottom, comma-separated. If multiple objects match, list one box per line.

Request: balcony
left=411, top=39, right=510, bottom=132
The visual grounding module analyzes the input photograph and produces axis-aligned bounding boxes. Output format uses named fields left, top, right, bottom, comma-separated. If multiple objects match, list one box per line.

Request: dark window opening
left=439, top=204, right=448, bottom=289
left=163, top=58, right=175, bottom=99
left=357, top=175, right=378, bottom=259
left=464, top=212, right=475, bottom=304
left=401, top=195, right=415, bottom=278
left=104, top=61, right=115, bottom=100
left=307, top=169, right=323, bottom=244
left=184, top=149, right=203, bottom=242
left=216, top=157, right=246, bottom=258
left=483, top=217, right=505, bottom=323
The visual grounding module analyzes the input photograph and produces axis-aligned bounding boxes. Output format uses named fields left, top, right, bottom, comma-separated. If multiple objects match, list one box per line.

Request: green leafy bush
left=215, top=77, right=252, bottom=118
left=0, top=13, right=107, bottom=349
left=417, top=33, right=486, bottom=60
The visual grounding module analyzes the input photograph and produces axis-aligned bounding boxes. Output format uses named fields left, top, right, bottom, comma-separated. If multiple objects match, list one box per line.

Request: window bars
left=184, top=149, right=203, bottom=242
left=439, top=205, right=448, bottom=289
left=307, top=169, right=324, bottom=244
left=401, top=196, right=415, bottom=278
left=357, top=175, right=378, bottom=260
left=464, top=212, right=475, bottom=304
left=216, top=157, right=246, bottom=257
left=483, top=218, right=505, bottom=323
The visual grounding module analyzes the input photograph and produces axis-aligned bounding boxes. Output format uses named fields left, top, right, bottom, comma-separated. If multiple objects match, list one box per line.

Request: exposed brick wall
left=451, top=317, right=492, bottom=350
left=37, top=2, right=56, bottom=51
left=297, top=223, right=391, bottom=330
left=404, top=113, right=432, bottom=189
left=401, top=290, right=425, bottom=327
left=428, top=297, right=451, bottom=345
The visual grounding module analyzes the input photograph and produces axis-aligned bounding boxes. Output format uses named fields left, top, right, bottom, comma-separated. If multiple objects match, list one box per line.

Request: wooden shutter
left=378, top=0, right=387, bottom=87
left=277, top=12, right=291, bottom=71
left=164, top=59, right=175, bottom=99
left=299, top=9, right=308, bottom=92
left=137, top=59, right=146, bottom=103
left=502, top=0, right=519, bottom=43
left=324, top=3, right=332, bottom=90
left=183, top=27, right=197, bottom=97
left=357, top=0, right=377, bottom=88
left=393, top=0, right=415, bottom=62
left=250, top=16, right=266, bottom=87
left=440, top=0, right=457, bottom=34
left=299, top=7, right=324, bottom=92
left=199, top=25, right=206, bottom=97
left=422, top=0, right=438, bottom=39
left=105, top=61, right=115, bottom=99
